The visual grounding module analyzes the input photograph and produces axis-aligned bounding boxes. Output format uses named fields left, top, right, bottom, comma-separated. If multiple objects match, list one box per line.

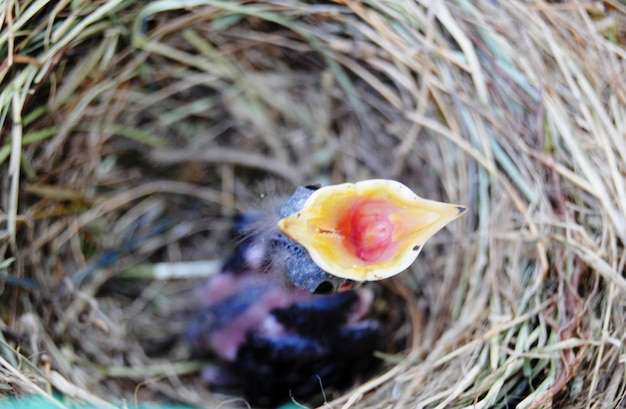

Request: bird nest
left=1, top=1, right=625, bottom=408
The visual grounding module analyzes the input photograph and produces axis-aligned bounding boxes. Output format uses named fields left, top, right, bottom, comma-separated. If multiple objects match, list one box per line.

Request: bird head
left=278, top=179, right=466, bottom=281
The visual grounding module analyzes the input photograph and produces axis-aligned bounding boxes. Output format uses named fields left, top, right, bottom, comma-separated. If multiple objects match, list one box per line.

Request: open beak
left=277, top=179, right=466, bottom=281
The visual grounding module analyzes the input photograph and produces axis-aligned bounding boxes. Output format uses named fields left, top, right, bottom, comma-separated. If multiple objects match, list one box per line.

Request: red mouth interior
left=336, top=198, right=399, bottom=263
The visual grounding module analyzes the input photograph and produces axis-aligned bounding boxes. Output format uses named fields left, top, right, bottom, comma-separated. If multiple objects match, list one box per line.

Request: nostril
left=313, top=281, right=335, bottom=295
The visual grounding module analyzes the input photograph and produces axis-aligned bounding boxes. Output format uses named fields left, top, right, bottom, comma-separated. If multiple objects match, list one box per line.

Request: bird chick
left=187, top=180, right=465, bottom=406
left=187, top=205, right=383, bottom=406
left=187, top=274, right=381, bottom=406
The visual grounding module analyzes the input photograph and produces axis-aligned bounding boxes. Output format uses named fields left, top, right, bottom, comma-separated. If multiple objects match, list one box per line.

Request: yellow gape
left=277, top=179, right=466, bottom=281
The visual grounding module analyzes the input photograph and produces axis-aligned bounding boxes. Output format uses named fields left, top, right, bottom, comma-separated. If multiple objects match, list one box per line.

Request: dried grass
left=1, top=0, right=625, bottom=408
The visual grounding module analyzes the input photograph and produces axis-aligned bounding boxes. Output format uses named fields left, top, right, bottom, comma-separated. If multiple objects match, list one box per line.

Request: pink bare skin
left=193, top=272, right=374, bottom=362
left=207, top=286, right=305, bottom=361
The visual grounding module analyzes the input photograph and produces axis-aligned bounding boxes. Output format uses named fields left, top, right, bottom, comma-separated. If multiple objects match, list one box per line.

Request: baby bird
left=187, top=212, right=383, bottom=406
left=187, top=180, right=465, bottom=406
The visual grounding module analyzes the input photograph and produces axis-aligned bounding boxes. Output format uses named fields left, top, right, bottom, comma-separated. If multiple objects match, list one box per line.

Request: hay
left=1, top=0, right=625, bottom=407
